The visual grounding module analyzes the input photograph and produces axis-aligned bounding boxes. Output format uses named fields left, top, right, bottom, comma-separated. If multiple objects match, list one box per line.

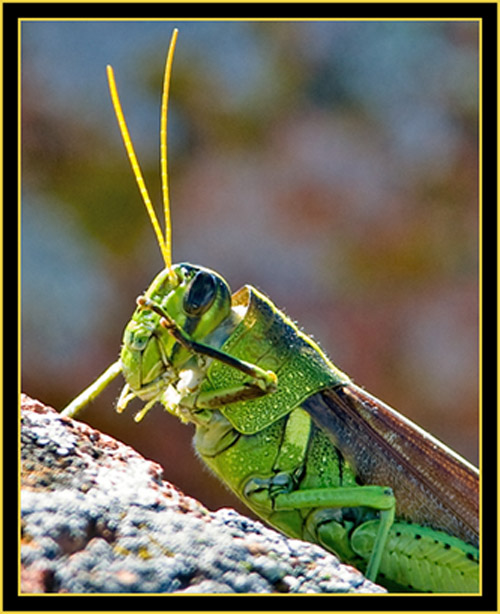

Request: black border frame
left=8, top=2, right=497, bottom=612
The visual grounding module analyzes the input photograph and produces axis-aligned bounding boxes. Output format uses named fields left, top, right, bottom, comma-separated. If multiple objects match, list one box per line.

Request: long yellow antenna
left=106, top=31, right=179, bottom=270
left=161, top=28, right=178, bottom=269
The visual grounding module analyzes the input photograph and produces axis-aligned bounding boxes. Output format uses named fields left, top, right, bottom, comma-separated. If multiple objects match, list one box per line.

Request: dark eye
left=183, top=271, right=217, bottom=316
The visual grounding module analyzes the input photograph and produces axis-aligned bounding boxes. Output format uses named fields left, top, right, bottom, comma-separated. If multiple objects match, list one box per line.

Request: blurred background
left=22, top=20, right=479, bottom=514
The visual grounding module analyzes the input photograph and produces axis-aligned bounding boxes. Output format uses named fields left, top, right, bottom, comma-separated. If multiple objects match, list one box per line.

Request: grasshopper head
left=120, top=263, right=232, bottom=407
left=107, top=33, right=238, bottom=421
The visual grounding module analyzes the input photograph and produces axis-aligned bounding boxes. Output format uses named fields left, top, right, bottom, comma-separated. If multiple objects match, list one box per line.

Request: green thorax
left=203, top=285, right=351, bottom=434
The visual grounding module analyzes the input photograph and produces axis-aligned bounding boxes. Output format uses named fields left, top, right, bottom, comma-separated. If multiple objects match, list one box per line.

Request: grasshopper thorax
left=120, top=263, right=233, bottom=404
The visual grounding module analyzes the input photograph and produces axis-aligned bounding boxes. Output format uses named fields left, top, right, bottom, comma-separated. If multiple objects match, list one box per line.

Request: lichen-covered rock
left=20, top=394, right=385, bottom=594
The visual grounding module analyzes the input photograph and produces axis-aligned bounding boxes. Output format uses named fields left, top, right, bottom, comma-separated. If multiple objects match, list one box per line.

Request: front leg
left=155, top=358, right=277, bottom=425
left=138, top=295, right=278, bottom=407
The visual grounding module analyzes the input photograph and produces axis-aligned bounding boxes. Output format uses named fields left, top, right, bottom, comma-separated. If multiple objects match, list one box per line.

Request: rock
left=20, top=394, right=385, bottom=594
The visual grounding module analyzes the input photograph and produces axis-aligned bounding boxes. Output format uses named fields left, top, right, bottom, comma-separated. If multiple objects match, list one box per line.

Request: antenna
left=106, top=29, right=179, bottom=272
left=161, top=28, right=178, bottom=273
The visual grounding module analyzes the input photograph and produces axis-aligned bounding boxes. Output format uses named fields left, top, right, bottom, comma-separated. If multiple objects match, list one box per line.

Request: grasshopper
left=62, top=30, right=479, bottom=593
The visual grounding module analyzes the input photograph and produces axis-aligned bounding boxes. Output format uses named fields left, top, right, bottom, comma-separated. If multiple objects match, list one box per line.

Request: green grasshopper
left=62, top=30, right=479, bottom=593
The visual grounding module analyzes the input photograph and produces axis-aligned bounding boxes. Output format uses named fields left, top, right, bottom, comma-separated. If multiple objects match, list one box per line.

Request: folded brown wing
left=302, top=384, right=478, bottom=547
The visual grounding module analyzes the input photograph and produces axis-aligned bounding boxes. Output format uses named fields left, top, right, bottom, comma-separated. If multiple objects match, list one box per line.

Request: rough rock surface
left=20, top=394, right=385, bottom=594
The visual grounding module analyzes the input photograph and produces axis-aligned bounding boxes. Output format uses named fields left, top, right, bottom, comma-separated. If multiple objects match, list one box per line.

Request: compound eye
left=183, top=271, right=217, bottom=316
